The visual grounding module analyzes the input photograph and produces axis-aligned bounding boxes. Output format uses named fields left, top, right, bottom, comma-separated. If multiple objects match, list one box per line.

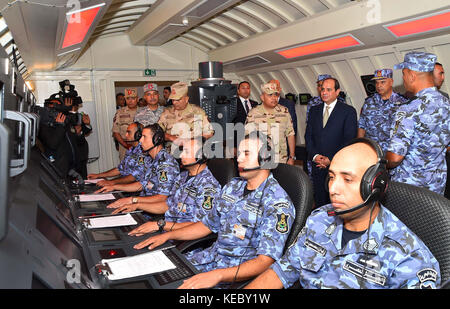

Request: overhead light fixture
left=385, top=10, right=450, bottom=38
left=62, top=3, right=105, bottom=49
left=276, top=34, right=363, bottom=59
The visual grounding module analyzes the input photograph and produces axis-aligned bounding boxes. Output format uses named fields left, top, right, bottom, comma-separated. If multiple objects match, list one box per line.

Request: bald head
left=332, top=142, right=378, bottom=176
left=328, top=142, right=379, bottom=220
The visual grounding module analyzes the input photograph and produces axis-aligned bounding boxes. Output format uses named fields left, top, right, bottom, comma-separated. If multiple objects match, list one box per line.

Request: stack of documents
left=77, top=193, right=116, bottom=202
left=83, top=213, right=138, bottom=229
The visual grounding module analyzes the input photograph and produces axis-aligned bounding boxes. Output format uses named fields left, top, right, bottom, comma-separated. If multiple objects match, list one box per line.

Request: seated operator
left=245, top=138, right=440, bottom=289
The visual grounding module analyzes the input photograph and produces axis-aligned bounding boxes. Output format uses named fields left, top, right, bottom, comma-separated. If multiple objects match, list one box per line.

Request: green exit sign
left=144, top=69, right=156, bottom=77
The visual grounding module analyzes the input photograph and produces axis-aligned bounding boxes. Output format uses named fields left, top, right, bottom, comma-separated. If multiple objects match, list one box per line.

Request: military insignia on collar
left=417, top=268, right=438, bottom=289
left=276, top=213, right=290, bottom=234
left=159, top=170, right=168, bottom=183
left=325, top=223, right=336, bottom=235
left=363, top=238, right=379, bottom=252
left=202, top=195, right=214, bottom=210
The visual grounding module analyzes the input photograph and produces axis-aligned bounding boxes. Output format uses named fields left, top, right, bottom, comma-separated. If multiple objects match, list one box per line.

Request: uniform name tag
left=343, top=260, right=386, bottom=286
left=304, top=239, right=327, bottom=256
left=222, top=194, right=237, bottom=204
left=233, top=224, right=247, bottom=240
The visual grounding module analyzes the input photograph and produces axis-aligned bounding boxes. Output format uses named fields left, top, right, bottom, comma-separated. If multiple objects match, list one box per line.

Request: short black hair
left=238, top=81, right=251, bottom=89
left=164, top=86, right=171, bottom=92
left=323, top=78, right=340, bottom=91
left=435, top=62, right=443, bottom=67
left=116, top=92, right=124, bottom=99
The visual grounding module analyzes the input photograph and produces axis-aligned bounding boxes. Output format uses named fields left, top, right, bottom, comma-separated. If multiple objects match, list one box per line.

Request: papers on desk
left=77, top=193, right=116, bottom=202
left=100, top=250, right=176, bottom=281
left=84, top=179, right=104, bottom=184
left=83, top=213, right=138, bottom=229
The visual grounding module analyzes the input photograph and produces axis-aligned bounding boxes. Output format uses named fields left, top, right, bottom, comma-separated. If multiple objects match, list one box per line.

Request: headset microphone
left=181, top=160, right=205, bottom=168
left=142, top=144, right=157, bottom=154
left=238, top=166, right=261, bottom=173
left=327, top=188, right=380, bottom=217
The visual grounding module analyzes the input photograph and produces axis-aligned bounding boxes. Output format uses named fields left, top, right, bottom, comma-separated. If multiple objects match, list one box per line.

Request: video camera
left=59, top=79, right=83, bottom=106
left=37, top=80, right=83, bottom=126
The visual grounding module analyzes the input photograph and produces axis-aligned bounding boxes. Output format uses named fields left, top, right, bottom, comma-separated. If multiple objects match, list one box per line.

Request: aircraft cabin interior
left=0, top=0, right=449, bottom=291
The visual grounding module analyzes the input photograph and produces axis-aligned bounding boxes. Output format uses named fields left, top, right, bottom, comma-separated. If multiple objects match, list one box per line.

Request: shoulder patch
left=276, top=213, right=290, bottom=234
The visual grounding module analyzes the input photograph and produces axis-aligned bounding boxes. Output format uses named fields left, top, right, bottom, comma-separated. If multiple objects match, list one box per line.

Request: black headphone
left=240, top=132, right=276, bottom=171
left=325, top=137, right=389, bottom=202
left=142, top=123, right=165, bottom=153
left=180, top=137, right=208, bottom=168
left=134, top=122, right=144, bottom=142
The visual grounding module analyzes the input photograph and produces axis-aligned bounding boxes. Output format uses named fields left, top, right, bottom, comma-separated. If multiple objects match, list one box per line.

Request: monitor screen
left=299, top=93, right=312, bottom=105
left=35, top=206, right=91, bottom=280
left=39, top=177, right=73, bottom=226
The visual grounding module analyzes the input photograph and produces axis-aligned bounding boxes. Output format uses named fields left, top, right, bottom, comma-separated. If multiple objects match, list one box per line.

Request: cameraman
left=38, top=81, right=92, bottom=179
left=70, top=102, right=92, bottom=179
left=38, top=95, right=76, bottom=177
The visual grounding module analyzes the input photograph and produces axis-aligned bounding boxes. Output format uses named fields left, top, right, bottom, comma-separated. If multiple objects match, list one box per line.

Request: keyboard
left=154, top=250, right=195, bottom=286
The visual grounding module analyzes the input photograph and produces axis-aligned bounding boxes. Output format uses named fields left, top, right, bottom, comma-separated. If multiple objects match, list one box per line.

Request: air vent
left=223, top=56, right=270, bottom=72
left=185, top=0, right=234, bottom=19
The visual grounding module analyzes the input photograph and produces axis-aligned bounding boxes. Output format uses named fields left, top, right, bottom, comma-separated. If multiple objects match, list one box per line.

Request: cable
left=360, top=201, right=377, bottom=289
left=231, top=177, right=270, bottom=286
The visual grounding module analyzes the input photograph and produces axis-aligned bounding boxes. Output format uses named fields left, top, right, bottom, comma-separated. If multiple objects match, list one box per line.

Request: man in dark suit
left=232, top=81, right=258, bottom=148
left=269, top=79, right=298, bottom=136
left=305, top=78, right=357, bottom=207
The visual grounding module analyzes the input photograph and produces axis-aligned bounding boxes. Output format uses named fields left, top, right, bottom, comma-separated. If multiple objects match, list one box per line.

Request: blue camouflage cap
left=317, top=74, right=332, bottom=83
left=394, top=51, right=437, bottom=72
left=372, top=69, right=393, bottom=80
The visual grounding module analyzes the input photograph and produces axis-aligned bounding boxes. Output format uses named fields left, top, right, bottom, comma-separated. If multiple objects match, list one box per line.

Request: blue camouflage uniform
left=185, top=174, right=295, bottom=274
left=117, top=144, right=152, bottom=183
left=271, top=205, right=440, bottom=289
left=388, top=52, right=450, bottom=195
left=359, top=69, right=408, bottom=153
left=139, top=148, right=180, bottom=197
left=165, top=167, right=221, bottom=223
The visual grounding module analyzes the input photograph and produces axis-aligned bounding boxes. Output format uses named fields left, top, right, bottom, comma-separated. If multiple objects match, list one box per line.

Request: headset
left=326, top=137, right=389, bottom=217
left=142, top=123, right=165, bottom=153
left=239, top=131, right=276, bottom=172
left=133, top=122, right=144, bottom=142
left=180, top=137, right=208, bottom=168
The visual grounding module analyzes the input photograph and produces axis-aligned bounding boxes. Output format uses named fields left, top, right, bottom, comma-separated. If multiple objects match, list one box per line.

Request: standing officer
left=88, top=122, right=151, bottom=187
left=158, top=82, right=214, bottom=154
left=433, top=62, right=448, bottom=99
left=387, top=52, right=450, bottom=195
left=112, top=88, right=139, bottom=161
left=246, top=139, right=440, bottom=289
left=112, top=137, right=221, bottom=235
left=100, top=124, right=180, bottom=213
left=269, top=79, right=298, bottom=136
left=357, top=69, right=408, bottom=153
left=245, top=82, right=296, bottom=165
left=134, top=132, right=295, bottom=289
left=134, top=83, right=165, bottom=127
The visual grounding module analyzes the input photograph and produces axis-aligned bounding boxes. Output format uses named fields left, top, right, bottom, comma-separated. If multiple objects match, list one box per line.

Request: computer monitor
left=298, top=93, right=312, bottom=105
left=35, top=206, right=91, bottom=281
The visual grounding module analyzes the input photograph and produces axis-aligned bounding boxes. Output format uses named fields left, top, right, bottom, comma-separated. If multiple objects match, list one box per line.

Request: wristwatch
left=132, top=197, right=138, bottom=204
left=289, top=155, right=296, bottom=160
left=157, top=219, right=166, bottom=232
